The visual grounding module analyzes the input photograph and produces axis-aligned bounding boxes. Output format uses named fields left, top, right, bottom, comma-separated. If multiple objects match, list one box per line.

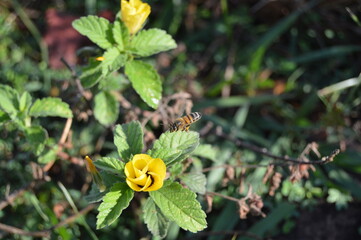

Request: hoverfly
left=169, top=112, right=202, bottom=132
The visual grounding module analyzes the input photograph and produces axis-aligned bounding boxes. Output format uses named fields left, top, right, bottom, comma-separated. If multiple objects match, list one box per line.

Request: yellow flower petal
left=124, top=161, right=135, bottom=177
left=126, top=179, right=142, bottom=191
left=132, top=153, right=152, bottom=162
left=148, top=158, right=166, bottom=179
left=128, top=173, right=148, bottom=185
left=124, top=154, right=166, bottom=192
left=140, top=175, right=153, bottom=191
left=121, top=0, right=151, bottom=34
left=143, top=173, right=164, bottom=192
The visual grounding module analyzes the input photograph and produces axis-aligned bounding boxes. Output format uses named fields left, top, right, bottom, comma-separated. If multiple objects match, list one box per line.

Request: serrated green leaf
left=94, top=91, right=119, bottom=126
left=112, top=20, right=129, bottom=50
left=180, top=172, right=207, bottom=194
left=38, top=145, right=58, bottom=164
left=29, top=98, right=73, bottom=118
left=93, top=157, right=124, bottom=175
left=80, top=61, right=104, bottom=88
left=149, top=131, right=199, bottom=166
left=96, top=183, right=133, bottom=229
left=149, top=181, right=207, bottom=233
left=169, top=162, right=183, bottom=177
left=0, top=84, right=19, bottom=118
left=143, top=198, right=170, bottom=238
left=130, top=29, right=177, bottom=57
left=72, top=16, right=114, bottom=49
left=101, top=47, right=127, bottom=76
left=125, top=60, right=162, bottom=109
left=147, top=148, right=181, bottom=166
left=193, top=144, right=217, bottom=161
left=114, top=121, right=144, bottom=162
left=99, top=74, right=125, bottom=91
left=25, top=126, right=48, bottom=155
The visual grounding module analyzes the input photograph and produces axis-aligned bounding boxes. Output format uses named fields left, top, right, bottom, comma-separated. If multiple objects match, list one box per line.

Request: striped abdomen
left=169, top=112, right=202, bottom=132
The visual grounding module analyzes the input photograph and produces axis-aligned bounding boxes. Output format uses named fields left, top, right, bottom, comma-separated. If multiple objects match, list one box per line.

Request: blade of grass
left=58, top=182, right=98, bottom=240
left=290, top=45, right=361, bottom=64
left=317, top=76, right=361, bottom=97
left=195, top=94, right=282, bottom=109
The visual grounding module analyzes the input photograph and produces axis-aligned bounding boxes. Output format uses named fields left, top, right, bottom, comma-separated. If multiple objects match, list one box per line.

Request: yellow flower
left=125, top=154, right=166, bottom=192
left=121, top=0, right=151, bottom=35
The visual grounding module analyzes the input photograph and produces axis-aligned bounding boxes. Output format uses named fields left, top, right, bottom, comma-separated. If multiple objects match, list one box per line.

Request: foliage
left=89, top=121, right=206, bottom=235
left=72, top=13, right=176, bottom=114
left=0, top=0, right=360, bottom=240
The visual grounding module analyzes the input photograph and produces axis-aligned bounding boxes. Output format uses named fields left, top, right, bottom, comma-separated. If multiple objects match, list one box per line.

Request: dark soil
left=277, top=203, right=361, bottom=240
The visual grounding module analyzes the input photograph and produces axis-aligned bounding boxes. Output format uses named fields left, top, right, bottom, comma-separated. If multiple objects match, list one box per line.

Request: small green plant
left=85, top=121, right=207, bottom=237
left=72, top=0, right=177, bottom=126
left=0, top=84, right=72, bottom=163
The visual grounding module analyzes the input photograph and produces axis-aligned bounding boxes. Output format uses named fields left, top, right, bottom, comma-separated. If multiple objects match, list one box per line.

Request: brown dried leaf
left=53, top=202, right=66, bottom=218
left=269, top=172, right=282, bottom=196
left=249, top=193, right=266, bottom=217
left=237, top=199, right=250, bottom=219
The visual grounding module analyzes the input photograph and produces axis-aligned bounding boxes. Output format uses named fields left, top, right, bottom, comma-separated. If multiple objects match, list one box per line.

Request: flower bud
left=121, top=0, right=151, bottom=34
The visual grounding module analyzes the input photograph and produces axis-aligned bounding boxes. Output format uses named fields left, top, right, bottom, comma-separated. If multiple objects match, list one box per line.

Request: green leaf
left=94, top=91, right=119, bottom=126
left=327, top=188, right=352, bottom=210
left=38, top=145, right=58, bottom=164
left=125, top=60, right=162, bottom=109
left=72, top=16, right=114, bottom=49
left=169, top=162, right=183, bottom=177
left=0, top=84, right=19, bottom=118
left=85, top=183, right=106, bottom=203
left=180, top=172, right=207, bottom=194
left=0, top=110, right=10, bottom=123
left=149, top=181, right=207, bottom=233
left=147, top=148, right=181, bottom=166
left=80, top=61, right=104, bottom=88
left=93, top=157, right=125, bottom=175
left=29, top=97, right=73, bottom=118
left=114, top=121, right=144, bottom=162
left=99, top=74, right=126, bottom=91
left=149, top=131, right=199, bottom=166
left=19, top=91, right=32, bottom=113
left=130, top=29, right=177, bottom=57
left=96, top=183, right=134, bottom=229
left=112, top=20, right=129, bottom=50
left=25, top=126, right=48, bottom=155
left=101, top=171, right=121, bottom=188
left=101, top=47, right=127, bottom=76
left=193, top=144, right=217, bottom=161
left=143, top=198, right=170, bottom=238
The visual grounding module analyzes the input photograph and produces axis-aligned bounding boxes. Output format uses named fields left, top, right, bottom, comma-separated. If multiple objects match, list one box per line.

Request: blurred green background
left=0, top=0, right=360, bottom=239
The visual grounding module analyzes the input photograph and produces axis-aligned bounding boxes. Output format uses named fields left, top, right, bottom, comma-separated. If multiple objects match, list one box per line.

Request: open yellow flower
left=125, top=154, right=166, bottom=192
left=121, top=0, right=151, bottom=35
